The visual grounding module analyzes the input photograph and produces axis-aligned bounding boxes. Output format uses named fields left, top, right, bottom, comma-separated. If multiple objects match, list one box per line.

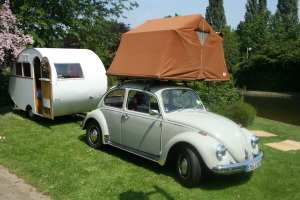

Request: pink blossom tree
left=0, top=0, right=34, bottom=73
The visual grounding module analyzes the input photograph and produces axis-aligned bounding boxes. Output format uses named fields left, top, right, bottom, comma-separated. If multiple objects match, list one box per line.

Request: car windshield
left=162, top=89, right=204, bottom=113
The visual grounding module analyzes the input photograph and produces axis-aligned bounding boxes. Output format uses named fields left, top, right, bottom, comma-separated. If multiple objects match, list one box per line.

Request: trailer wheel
left=25, top=105, right=35, bottom=120
left=86, top=120, right=103, bottom=149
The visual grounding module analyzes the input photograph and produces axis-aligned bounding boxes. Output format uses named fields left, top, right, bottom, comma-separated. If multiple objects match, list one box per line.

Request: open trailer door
left=40, top=57, right=53, bottom=119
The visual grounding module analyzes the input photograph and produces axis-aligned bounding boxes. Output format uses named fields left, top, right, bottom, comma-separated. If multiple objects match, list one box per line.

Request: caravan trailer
left=9, top=48, right=107, bottom=119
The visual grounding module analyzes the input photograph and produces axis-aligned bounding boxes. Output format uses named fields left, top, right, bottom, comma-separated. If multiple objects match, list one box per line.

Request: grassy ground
left=0, top=107, right=299, bottom=200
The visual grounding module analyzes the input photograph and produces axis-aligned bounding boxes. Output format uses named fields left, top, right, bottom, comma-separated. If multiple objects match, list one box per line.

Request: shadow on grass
left=0, top=106, right=14, bottom=116
left=7, top=107, right=83, bottom=128
left=78, top=134, right=252, bottom=190
left=119, top=186, right=175, bottom=200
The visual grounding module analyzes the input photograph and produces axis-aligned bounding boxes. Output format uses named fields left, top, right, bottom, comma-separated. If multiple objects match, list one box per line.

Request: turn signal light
left=199, top=131, right=208, bottom=136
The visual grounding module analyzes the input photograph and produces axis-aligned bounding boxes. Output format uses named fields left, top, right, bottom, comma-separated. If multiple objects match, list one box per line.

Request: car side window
left=104, top=89, right=125, bottom=108
left=127, top=90, right=159, bottom=114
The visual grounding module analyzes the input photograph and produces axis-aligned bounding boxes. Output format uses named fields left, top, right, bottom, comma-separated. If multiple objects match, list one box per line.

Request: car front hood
left=165, top=110, right=252, bottom=162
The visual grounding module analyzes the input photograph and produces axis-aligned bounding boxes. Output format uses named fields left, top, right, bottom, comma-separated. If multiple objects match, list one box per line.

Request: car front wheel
left=86, top=120, right=103, bottom=149
left=176, top=146, right=201, bottom=187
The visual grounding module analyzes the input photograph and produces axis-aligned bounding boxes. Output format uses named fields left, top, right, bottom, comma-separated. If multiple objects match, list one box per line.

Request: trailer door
left=40, top=57, right=53, bottom=119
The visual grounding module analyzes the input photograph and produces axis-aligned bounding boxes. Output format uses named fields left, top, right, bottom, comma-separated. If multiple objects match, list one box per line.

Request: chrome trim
left=100, top=107, right=162, bottom=121
left=212, top=151, right=264, bottom=174
left=163, top=120, right=199, bottom=132
left=107, top=141, right=160, bottom=162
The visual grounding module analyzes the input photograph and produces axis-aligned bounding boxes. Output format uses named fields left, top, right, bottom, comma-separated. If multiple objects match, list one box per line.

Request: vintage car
left=82, top=81, right=264, bottom=187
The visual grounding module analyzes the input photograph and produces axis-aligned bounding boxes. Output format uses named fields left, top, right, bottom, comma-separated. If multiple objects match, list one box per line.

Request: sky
left=119, top=0, right=300, bottom=29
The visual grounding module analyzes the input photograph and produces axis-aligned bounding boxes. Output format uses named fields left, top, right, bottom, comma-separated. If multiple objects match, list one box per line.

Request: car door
left=121, top=90, right=162, bottom=156
left=101, top=89, right=125, bottom=144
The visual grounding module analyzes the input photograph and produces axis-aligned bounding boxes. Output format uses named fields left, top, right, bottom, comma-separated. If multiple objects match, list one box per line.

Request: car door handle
left=122, top=113, right=129, bottom=120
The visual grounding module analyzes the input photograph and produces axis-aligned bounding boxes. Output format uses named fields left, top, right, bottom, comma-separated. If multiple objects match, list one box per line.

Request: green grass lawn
left=0, top=107, right=299, bottom=200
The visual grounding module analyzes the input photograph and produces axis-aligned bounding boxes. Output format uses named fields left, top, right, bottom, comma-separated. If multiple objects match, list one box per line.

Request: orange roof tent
left=107, top=14, right=229, bottom=81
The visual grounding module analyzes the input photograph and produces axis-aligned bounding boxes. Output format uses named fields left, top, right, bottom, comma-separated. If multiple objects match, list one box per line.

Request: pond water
left=244, top=96, right=300, bottom=126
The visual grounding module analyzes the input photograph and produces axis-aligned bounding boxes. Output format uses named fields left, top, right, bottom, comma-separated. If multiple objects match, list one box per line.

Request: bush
left=234, top=41, right=300, bottom=92
left=0, top=70, right=13, bottom=108
left=210, top=101, right=257, bottom=127
left=188, top=80, right=244, bottom=106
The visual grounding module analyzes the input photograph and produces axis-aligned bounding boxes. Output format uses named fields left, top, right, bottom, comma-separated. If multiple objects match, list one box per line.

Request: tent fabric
left=107, top=14, right=229, bottom=81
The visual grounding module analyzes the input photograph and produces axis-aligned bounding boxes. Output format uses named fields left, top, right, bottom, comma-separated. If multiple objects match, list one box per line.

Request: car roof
left=115, top=80, right=188, bottom=94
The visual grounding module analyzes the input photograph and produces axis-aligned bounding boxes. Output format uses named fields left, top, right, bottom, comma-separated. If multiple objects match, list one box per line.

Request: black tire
left=25, top=106, right=35, bottom=120
left=175, top=146, right=201, bottom=187
left=86, top=120, right=103, bottom=149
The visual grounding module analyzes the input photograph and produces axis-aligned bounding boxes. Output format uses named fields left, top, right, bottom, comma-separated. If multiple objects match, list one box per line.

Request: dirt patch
left=251, top=130, right=277, bottom=137
left=0, top=165, right=52, bottom=200
left=264, top=140, right=300, bottom=151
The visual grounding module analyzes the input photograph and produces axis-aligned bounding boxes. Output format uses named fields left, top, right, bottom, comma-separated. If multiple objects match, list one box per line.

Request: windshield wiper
left=193, top=104, right=201, bottom=110
left=177, top=105, right=190, bottom=112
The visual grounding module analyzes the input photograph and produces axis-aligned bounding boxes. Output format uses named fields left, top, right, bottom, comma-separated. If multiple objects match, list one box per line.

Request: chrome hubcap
left=180, top=158, right=188, bottom=175
left=178, top=154, right=189, bottom=179
left=29, top=109, right=33, bottom=117
left=90, top=126, right=99, bottom=143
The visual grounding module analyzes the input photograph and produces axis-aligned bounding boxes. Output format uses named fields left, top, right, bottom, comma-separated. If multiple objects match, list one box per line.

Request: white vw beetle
left=82, top=81, right=264, bottom=186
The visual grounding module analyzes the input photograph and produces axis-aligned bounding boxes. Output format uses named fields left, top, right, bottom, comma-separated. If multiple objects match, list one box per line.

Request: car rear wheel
left=176, top=146, right=201, bottom=187
left=86, top=120, right=103, bottom=149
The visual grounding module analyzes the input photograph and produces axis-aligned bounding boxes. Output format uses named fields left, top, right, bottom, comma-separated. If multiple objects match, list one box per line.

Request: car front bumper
left=212, top=151, right=264, bottom=174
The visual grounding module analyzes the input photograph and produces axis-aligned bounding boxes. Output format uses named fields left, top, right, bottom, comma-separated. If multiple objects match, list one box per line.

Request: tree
left=275, top=0, right=299, bottom=40
left=244, top=0, right=258, bottom=22
left=235, top=41, right=300, bottom=91
left=258, top=0, right=267, bottom=13
left=4, top=0, right=138, bottom=47
left=72, top=17, right=130, bottom=68
left=0, top=0, right=33, bottom=73
left=236, top=0, right=271, bottom=53
left=205, top=0, right=226, bottom=31
left=222, top=26, right=241, bottom=72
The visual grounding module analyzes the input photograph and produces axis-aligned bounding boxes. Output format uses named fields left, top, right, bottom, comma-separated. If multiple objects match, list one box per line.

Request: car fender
left=82, top=109, right=109, bottom=143
left=158, top=132, right=235, bottom=169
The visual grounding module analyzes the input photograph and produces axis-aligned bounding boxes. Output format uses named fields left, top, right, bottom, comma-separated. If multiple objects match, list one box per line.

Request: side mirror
left=149, top=109, right=160, bottom=116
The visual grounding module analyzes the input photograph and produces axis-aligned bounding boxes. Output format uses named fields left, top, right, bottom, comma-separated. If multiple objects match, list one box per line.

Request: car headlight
left=251, top=135, right=260, bottom=146
left=216, top=144, right=227, bottom=160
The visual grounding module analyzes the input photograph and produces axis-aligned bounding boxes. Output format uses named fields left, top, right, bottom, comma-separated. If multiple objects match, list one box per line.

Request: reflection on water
left=244, top=96, right=300, bottom=126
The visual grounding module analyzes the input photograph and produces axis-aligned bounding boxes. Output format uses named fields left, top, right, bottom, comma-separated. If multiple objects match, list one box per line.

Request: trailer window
left=41, top=58, right=51, bottom=79
left=54, top=63, right=83, bottom=79
left=16, top=63, right=22, bottom=76
left=23, top=63, right=31, bottom=77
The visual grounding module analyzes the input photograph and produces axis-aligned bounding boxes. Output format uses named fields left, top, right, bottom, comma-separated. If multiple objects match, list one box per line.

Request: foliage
left=234, top=40, right=300, bottom=91
left=275, top=0, right=299, bottom=40
left=0, top=0, right=33, bottom=73
left=0, top=70, right=12, bottom=107
left=5, top=0, right=138, bottom=47
left=210, top=101, right=256, bottom=126
left=221, top=26, right=241, bottom=71
left=205, top=0, right=226, bottom=31
left=189, top=80, right=257, bottom=126
left=69, top=17, right=130, bottom=68
left=189, top=80, right=243, bottom=106
left=165, top=13, right=179, bottom=18
left=1, top=109, right=299, bottom=199
left=236, top=0, right=271, bottom=52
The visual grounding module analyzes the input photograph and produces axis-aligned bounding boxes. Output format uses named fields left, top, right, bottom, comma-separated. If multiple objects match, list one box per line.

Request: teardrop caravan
left=9, top=48, right=107, bottom=119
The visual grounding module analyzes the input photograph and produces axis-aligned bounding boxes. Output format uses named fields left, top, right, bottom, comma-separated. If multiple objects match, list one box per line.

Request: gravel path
left=0, top=165, right=52, bottom=200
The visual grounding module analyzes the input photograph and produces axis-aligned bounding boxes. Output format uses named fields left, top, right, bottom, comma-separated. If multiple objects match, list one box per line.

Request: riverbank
left=239, top=90, right=300, bottom=99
